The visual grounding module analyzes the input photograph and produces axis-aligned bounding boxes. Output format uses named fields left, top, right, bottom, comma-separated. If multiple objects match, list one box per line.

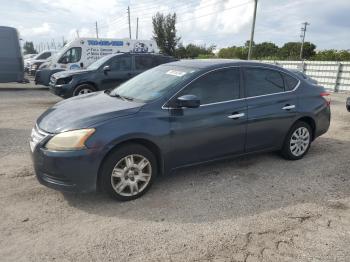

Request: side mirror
left=176, top=94, right=200, bottom=108
left=103, top=65, right=111, bottom=73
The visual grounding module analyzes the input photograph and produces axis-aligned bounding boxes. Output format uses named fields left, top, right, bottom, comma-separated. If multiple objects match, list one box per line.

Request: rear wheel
left=73, top=84, right=96, bottom=96
left=281, top=121, right=312, bottom=160
left=100, top=144, right=157, bottom=201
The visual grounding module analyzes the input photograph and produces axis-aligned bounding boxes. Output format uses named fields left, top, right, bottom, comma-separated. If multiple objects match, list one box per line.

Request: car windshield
left=87, top=55, right=113, bottom=70
left=110, top=65, right=199, bottom=102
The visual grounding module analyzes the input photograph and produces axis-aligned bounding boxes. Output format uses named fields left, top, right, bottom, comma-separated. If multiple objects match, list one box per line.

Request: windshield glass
left=110, top=65, right=199, bottom=102
left=87, top=55, right=113, bottom=70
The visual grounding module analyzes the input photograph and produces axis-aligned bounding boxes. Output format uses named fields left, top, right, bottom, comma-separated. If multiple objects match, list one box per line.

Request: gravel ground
left=0, top=90, right=349, bottom=262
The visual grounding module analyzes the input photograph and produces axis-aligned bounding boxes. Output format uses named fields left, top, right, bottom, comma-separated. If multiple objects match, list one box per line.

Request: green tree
left=23, top=41, right=37, bottom=54
left=152, top=12, right=180, bottom=56
left=218, top=46, right=248, bottom=59
left=175, top=43, right=215, bottom=59
left=253, top=42, right=279, bottom=59
left=312, top=49, right=350, bottom=61
left=279, top=42, right=316, bottom=60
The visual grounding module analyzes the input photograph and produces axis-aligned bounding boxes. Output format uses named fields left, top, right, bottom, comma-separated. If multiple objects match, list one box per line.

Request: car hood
left=37, top=92, right=143, bottom=133
left=53, top=69, right=94, bottom=79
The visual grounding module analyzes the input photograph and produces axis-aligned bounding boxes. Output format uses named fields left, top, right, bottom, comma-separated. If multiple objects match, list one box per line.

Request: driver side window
left=58, top=47, right=82, bottom=64
left=178, top=67, right=240, bottom=105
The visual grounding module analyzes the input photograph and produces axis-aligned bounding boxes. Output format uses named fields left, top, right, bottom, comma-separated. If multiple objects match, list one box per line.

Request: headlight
left=31, top=64, right=38, bottom=70
left=45, top=129, right=95, bottom=151
left=56, top=76, right=73, bottom=85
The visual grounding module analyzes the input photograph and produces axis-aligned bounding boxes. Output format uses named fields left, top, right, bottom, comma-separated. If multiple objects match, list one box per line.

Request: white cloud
left=2, top=0, right=350, bottom=50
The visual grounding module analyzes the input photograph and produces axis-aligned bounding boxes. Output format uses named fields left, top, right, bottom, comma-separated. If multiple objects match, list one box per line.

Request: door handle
left=282, top=105, right=296, bottom=110
left=228, top=112, right=245, bottom=119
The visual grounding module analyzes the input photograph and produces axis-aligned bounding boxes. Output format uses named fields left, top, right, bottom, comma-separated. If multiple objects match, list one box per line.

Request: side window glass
left=37, top=52, right=50, bottom=60
left=179, top=68, right=240, bottom=105
left=244, top=68, right=284, bottom=97
left=283, top=74, right=299, bottom=91
left=135, top=56, right=154, bottom=70
left=110, top=56, right=132, bottom=71
left=58, top=47, right=82, bottom=64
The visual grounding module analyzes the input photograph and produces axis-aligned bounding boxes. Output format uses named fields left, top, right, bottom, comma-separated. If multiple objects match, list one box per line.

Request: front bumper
left=31, top=143, right=105, bottom=193
left=49, top=82, right=72, bottom=98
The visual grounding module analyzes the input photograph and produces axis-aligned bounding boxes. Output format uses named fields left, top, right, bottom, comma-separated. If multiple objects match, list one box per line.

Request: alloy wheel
left=289, top=127, right=310, bottom=157
left=110, top=154, right=152, bottom=197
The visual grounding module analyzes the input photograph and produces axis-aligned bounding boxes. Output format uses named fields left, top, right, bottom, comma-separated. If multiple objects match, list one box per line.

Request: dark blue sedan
left=30, top=60, right=331, bottom=201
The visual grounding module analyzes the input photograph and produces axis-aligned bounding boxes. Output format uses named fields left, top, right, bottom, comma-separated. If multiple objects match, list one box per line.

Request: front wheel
left=100, top=144, right=157, bottom=201
left=281, top=121, right=312, bottom=160
left=73, top=84, right=96, bottom=96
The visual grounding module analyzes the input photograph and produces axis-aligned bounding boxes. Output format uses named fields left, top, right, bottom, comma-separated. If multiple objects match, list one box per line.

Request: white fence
left=260, top=60, right=350, bottom=92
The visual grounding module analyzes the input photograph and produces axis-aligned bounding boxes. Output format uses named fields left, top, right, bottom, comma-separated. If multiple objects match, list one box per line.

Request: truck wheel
left=73, top=84, right=96, bottom=96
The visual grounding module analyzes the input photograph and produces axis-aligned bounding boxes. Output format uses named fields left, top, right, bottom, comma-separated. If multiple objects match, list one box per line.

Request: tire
left=73, top=84, right=96, bottom=96
left=281, top=121, right=312, bottom=160
left=100, top=143, right=157, bottom=201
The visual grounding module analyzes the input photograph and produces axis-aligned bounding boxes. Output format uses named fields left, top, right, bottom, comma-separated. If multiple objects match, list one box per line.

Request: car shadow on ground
left=63, top=136, right=350, bottom=224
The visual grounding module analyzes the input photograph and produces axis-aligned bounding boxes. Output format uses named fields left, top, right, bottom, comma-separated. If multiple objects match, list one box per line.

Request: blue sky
left=2, top=0, right=349, bottom=50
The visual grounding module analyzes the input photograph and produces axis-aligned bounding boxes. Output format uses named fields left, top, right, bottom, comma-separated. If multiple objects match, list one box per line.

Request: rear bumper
left=315, top=106, right=331, bottom=138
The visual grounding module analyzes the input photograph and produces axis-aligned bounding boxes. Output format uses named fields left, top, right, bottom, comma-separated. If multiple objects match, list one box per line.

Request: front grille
left=30, top=125, right=49, bottom=152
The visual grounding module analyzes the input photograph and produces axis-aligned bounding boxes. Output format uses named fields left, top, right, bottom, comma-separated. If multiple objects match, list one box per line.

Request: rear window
left=283, top=74, right=299, bottom=91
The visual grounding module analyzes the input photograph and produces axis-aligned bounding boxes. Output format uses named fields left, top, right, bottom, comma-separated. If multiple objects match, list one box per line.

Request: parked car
left=30, top=60, right=331, bottom=201
left=347, top=97, right=350, bottom=112
left=35, top=38, right=160, bottom=86
left=25, top=50, right=56, bottom=75
left=0, top=26, right=24, bottom=83
left=48, top=53, right=177, bottom=98
left=23, top=54, right=36, bottom=60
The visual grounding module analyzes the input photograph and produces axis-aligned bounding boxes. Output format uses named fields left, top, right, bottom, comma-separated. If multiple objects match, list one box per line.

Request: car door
left=167, top=67, right=247, bottom=167
left=243, top=67, right=299, bottom=152
left=100, top=55, right=133, bottom=90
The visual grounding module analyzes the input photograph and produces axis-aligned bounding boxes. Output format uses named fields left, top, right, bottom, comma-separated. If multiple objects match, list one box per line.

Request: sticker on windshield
left=166, top=70, right=187, bottom=77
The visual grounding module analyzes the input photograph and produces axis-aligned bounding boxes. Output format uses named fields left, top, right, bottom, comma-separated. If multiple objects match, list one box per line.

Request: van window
left=135, top=55, right=156, bottom=70
left=110, top=56, right=132, bottom=71
left=244, top=68, right=284, bottom=97
left=58, top=47, right=82, bottom=64
left=179, top=68, right=240, bottom=105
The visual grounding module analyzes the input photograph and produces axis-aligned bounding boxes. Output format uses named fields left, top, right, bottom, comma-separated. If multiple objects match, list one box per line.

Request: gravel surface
left=0, top=90, right=349, bottom=262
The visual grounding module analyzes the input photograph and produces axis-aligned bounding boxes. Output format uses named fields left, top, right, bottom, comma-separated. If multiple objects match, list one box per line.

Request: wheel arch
left=295, top=116, right=316, bottom=141
left=96, top=138, right=164, bottom=191
left=75, top=81, right=98, bottom=90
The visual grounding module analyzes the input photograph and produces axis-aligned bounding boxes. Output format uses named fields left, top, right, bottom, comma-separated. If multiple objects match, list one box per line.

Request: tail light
left=320, top=92, right=331, bottom=106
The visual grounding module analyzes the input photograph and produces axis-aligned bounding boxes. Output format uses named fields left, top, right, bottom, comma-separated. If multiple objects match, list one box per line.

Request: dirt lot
left=0, top=89, right=349, bottom=262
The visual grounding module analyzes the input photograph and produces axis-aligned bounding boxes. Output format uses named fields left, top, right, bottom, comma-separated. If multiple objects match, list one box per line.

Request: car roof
left=166, top=59, right=298, bottom=75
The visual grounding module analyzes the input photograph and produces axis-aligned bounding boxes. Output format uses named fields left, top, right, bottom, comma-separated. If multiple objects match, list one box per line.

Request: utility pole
left=299, top=22, right=310, bottom=60
left=127, top=6, right=131, bottom=39
left=95, top=21, right=99, bottom=38
left=62, top=36, right=65, bottom=47
left=76, top=29, right=80, bottom=38
left=136, top=17, right=139, bottom=40
left=248, top=0, right=258, bottom=60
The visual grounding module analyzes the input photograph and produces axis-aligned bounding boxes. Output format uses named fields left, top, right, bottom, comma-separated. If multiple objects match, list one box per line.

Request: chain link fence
left=260, top=60, right=350, bottom=92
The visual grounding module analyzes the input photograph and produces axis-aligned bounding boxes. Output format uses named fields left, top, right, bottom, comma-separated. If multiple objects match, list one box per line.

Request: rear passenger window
left=244, top=68, right=284, bottom=97
left=283, top=74, right=299, bottom=91
left=179, top=68, right=240, bottom=105
left=135, top=56, right=156, bottom=70
left=110, top=56, right=132, bottom=71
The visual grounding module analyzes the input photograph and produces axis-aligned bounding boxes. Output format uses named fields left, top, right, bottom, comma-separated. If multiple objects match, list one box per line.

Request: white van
left=49, top=38, right=159, bottom=70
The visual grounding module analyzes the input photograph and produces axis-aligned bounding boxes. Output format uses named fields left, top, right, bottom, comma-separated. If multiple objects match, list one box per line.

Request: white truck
left=36, top=37, right=159, bottom=85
